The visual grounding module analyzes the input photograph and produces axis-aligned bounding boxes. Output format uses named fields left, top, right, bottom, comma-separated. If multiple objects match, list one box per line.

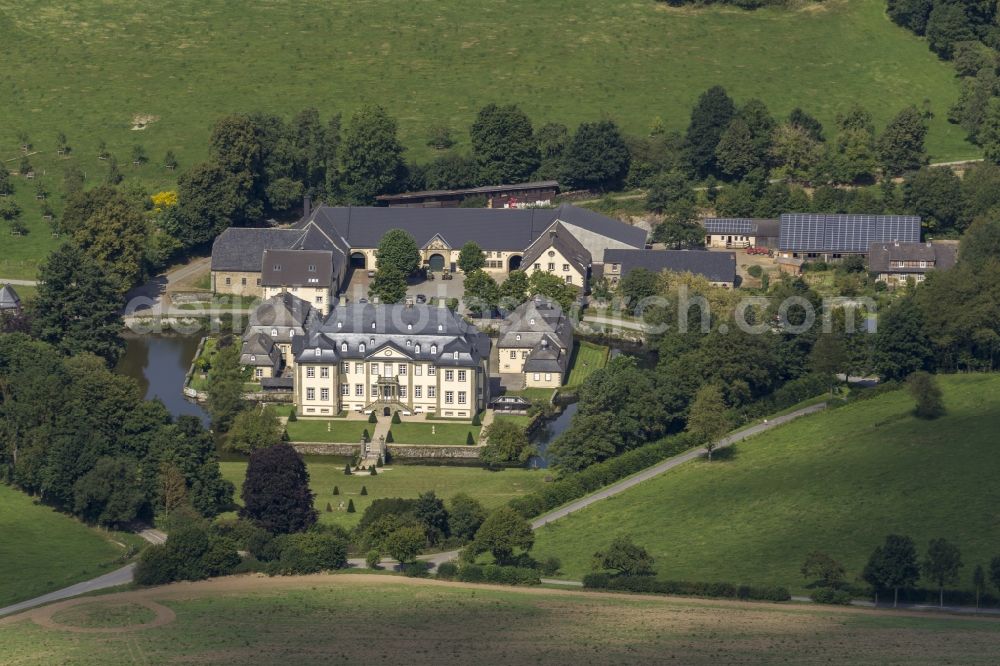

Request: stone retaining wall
left=292, top=442, right=483, bottom=459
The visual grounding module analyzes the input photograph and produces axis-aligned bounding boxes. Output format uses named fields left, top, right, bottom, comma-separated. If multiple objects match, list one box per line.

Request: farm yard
left=2, top=575, right=999, bottom=664
left=0, top=0, right=973, bottom=278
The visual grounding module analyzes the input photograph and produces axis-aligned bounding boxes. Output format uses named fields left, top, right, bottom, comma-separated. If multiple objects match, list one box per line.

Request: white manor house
left=242, top=293, right=491, bottom=420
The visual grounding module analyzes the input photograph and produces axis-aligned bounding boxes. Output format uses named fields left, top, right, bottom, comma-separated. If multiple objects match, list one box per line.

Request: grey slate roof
left=497, top=295, right=573, bottom=351
left=240, top=333, right=282, bottom=368
left=604, top=249, right=737, bottom=284
left=211, top=228, right=301, bottom=272
left=520, top=222, right=592, bottom=275
left=244, top=292, right=319, bottom=343
left=868, top=241, right=958, bottom=274
left=779, top=213, right=921, bottom=253
left=290, top=303, right=490, bottom=368
left=302, top=203, right=646, bottom=255
left=0, top=285, right=21, bottom=311
left=261, top=249, right=334, bottom=287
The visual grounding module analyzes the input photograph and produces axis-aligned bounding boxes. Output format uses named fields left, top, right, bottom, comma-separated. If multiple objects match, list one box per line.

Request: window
left=316, top=296, right=323, bottom=304
left=509, top=351, right=517, bottom=359
left=337, top=322, right=343, bottom=329
left=320, top=388, right=330, bottom=401
left=545, top=373, right=551, bottom=381
left=407, top=323, right=412, bottom=330
left=562, top=264, right=570, bottom=271
left=399, top=386, right=407, bottom=398
left=250, top=355, right=256, bottom=362
left=273, top=264, right=281, bottom=271
left=398, top=364, right=407, bottom=375
left=548, top=263, right=555, bottom=271
left=359, top=343, right=366, bottom=353
left=428, top=386, right=436, bottom=398
left=384, top=363, right=393, bottom=375
left=453, top=351, right=459, bottom=360
left=306, top=388, right=315, bottom=401
left=534, top=263, right=541, bottom=270
left=406, top=339, right=412, bottom=347
left=370, top=337, right=375, bottom=346
left=548, top=250, right=555, bottom=257
left=319, top=367, right=329, bottom=378
left=415, top=365, right=422, bottom=376
left=458, top=370, right=466, bottom=382
left=341, top=362, right=349, bottom=373
left=415, top=386, right=422, bottom=398
left=256, top=278, right=262, bottom=286
left=431, top=345, right=437, bottom=354
left=415, top=344, right=421, bottom=354
left=371, top=384, right=378, bottom=395
left=306, top=367, right=315, bottom=378
left=521, top=351, right=528, bottom=359
left=341, top=384, right=349, bottom=396
left=315, top=348, right=322, bottom=357
left=458, top=391, right=467, bottom=404
left=271, top=328, right=278, bottom=337
left=529, top=318, right=535, bottom=325
left=371, top=363, right=379, bottom=375
left=255, top=368, right=263, bottom=378
left=355, top=363, right=363, bottom=374
left=445, top=391, right=454, bottom=404
left=241, top=277, right=247, bottom=285
left=533, top=373, right=540, bottom=381
left=565, top=276, right=572, bottom=283
left=428, top=366, right=436, bottom=377
left=438, top=324, right=444, bottom=331
left=355, top=384, right=364, bottom=396
left=308, top=264, right=316, bottom=272
left=371, top=322, right=376, bottom=330
left=445, top=370, right=454, bottom=381
left=225, top=277, right=232, bottom=285
left=341, top=342, right=348, bottom=352
left=515, top=334, right=521, bottom=341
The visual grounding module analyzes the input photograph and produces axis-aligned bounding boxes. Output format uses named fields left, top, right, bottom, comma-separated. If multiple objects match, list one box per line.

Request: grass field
left=389, top=422, right=480, bottom=445
left=534, top=374, right=1000, bottom=594
left=0, top=0, right=972, bottom=279
left=563, top=341, right=610, bottom=387
left=2, top=576, right=999, bottom=663
left=285, top=419, right=371, bottom=443
left=0, top=484, right=129, bottom=607
left=220, top=458, right=543, bottom=528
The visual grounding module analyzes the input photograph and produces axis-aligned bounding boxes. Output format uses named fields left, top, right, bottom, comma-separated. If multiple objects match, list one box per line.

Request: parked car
left=442, top=270, right=453, bottom=280
left=358, top=297, right=369, bottom=304
left=367, top=269, right=376, bottom=278
left=415, top=294, right=427, bottom=304
left=746, top=246, right=770, bottom=255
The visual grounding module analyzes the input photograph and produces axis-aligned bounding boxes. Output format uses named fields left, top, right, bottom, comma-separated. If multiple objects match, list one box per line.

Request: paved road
left=0, top=278, right=39, bottom=286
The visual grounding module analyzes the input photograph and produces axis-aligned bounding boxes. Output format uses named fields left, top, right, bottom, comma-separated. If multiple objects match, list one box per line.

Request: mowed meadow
left=533, top=374, right=1000, bottom=594
left=0, top=0, right=972, bottom=277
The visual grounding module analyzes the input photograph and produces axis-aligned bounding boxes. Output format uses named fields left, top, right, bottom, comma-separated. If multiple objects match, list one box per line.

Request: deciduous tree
left=560, top=120, right=631, bottom=191
left=907, top=371, right=945, bottom=419
left=240, top=443, right=317, bottom=534
left=877, top=106, right=928, bottom=176
left=338, top=105, right=405, bottom=203
left=474, top=506, right=534, bottom=565
left=685, top=384, right=730, bottom=460
left=470, top=104, right=539, bottom=185
left=480, top=419, right=534, bottom=466
left=685, top=85, right=736, bottom=177
left=457, top=241, right=486, bottom=273
left=592, top=535, right=656, bottom=577
left=923, top=537, right=962, bottom=607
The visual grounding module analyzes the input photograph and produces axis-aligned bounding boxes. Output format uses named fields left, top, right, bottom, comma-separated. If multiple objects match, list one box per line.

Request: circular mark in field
left=35, top=599, right=175, bottom=633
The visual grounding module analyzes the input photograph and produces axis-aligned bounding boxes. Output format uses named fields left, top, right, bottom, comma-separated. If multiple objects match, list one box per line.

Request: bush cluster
left=582, top=573, right=790, bottom=602
left=454, top=563, right=541, bottom=586
left=436, top=562, right=459, bottom=579
left=509, top=433, right=696, bottom=518
left=810, top=588, right=854, bottom=605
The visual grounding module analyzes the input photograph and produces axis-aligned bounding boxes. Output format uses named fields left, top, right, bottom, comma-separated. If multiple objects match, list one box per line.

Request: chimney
left=303, top=194, right=312, bottom=219
left=549, top=227, right=557, bottom=239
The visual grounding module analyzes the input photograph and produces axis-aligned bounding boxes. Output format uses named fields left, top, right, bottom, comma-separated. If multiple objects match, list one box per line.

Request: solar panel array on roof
left=779, top=214, right=920, bottom=253
left=703, top=218, right=756, bottom=235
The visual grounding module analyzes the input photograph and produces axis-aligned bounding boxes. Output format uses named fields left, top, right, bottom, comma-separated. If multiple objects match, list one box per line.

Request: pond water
left=117, top=334, right=209, bottom=425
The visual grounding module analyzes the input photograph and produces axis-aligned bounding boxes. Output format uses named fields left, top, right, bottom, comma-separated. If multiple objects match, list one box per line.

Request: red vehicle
left=746, top=246, right=770, bottom=256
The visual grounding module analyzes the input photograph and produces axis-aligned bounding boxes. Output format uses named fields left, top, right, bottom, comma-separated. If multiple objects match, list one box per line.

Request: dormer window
left=271, top=329, right=278, bottom=337
left=415, top=344, right=421, bottom=354
left=308, top=264, right=316, bottom=272
left=337, top=322, right=342, bottom=329
left=407, top=323, right=412, bottom=330
left=273, top=264, right=281, bottom=271
left=250, top=355, right=256, bottom=362
left=314, top=348, right=321, bottom=357
left=406, top=339, right=412, bottom=347
left=515, top=334, right=521, bottom=341
left=453, top=351, right=459, bottom=360
left=369, top=338, right=375, bottom=346
left=341, top=342, right=347, bottom=352
left=529, top=318, right=535, bottom=325
left=359, top=343, right=366, bottom=353
left=371, top=322, right=376, bottom=330
left=438, top=324, right=443, bottom=331
left=431, top=344, right=437, bottom=354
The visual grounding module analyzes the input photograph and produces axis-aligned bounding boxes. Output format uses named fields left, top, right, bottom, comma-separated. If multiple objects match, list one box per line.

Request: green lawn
left=0, top=0, right=973, bottom=279
left=220, top=458, right=543, bottom=528
left=285, top=419, right=371, bottom=443
left=534, top=374, right=1000, bottom=594
left=4, top=578, right=1000, bottom=663
left=0, top=484, right=128, bottom=607
left=563, top=341, right=610, bottom=387
left=494, top=414, right=535, bottom=430
left=389, top=422, right=480, bottom=445
left=509, top=388, right=555, bottom=403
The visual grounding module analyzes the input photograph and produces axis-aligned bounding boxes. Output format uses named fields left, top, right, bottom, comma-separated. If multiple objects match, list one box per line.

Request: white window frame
left=458, top=370, right=466, bottom=382
left=445, top=391, right=454, bottom=404
left=306, top=388, right=316, bottom=401
left=445, top=370, right=454, bottom=381
left=306, top=367, right=315, bottom=378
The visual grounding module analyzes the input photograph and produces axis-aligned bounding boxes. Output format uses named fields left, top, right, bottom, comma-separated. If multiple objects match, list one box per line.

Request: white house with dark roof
left=240, top=293, right=491, bottom=420
left=497, top=295, right=574, bottom=388
left=210, top=204, right=647, bottom=299
left=868, top=240, right=957, bottom=287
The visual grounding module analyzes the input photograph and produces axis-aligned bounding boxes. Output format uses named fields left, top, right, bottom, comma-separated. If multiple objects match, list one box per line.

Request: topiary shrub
left=344, top=464, right=352, bottom=476
left=287, top=409, right=297, bottom=422
left=363, top=428, right=370, bottom=442
left=466, top=431, right=476, bottom=445
left=391, top=411, right=401, bottom=424
left=385, top=430, right=394, bottom=443
left=347, top=499, right=356, bottom=513
left=360, top=485, right=368, bottom=496
left=333, top=485, right=340, bottom=495
left=325, top=502, right=332, bottom=512
left=472, top=412, right=481, bottom=426
left=369, top=465, right=377, bottom=476
left=368, top=411, right=378, bottom=424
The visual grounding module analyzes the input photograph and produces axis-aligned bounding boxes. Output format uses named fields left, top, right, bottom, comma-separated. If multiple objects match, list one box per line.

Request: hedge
left=456, top=563, right=541, bottom=586
left=582, top=573, right=790, bottom=602
left=436, top=562, right=459, bottom=580
left=509, top=433, right=697, bottom=518
left=810, top=587, right=853, bottom=605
